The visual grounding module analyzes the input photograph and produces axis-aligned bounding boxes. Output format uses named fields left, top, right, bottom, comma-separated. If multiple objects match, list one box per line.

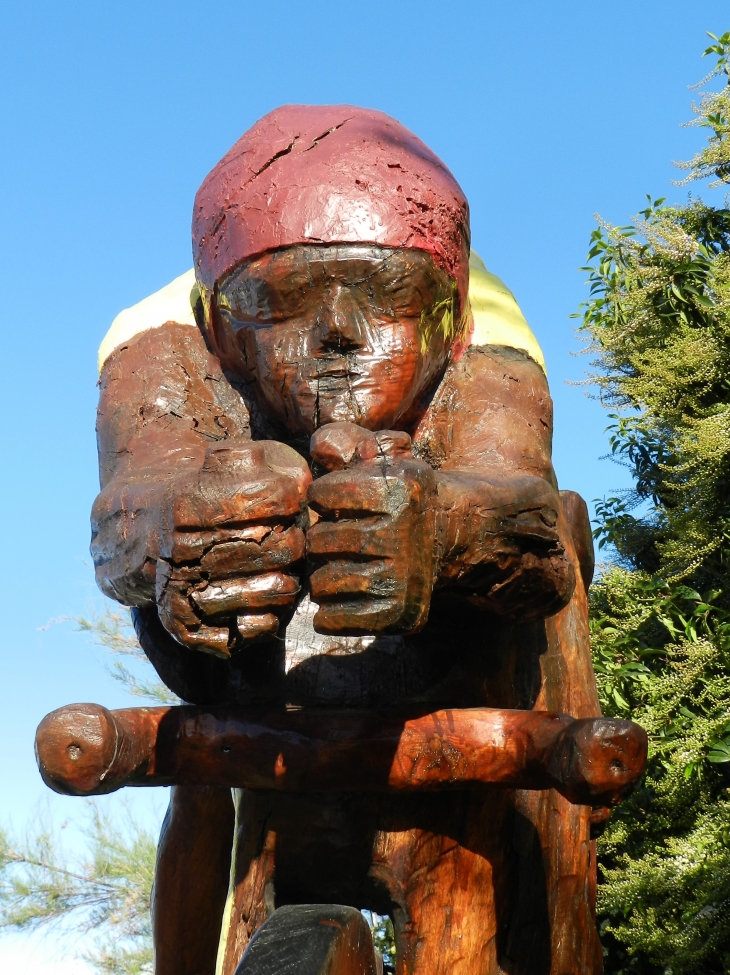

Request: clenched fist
left=307, top=422, right=437, bottom=635
left=156, top=441, right=311, bottom=657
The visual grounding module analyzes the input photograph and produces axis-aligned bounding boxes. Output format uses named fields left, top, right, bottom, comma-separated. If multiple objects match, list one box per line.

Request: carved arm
left=91, top=322, right=252, bottom=606
left=92, top=324, right=314, bottom=657
left=416, top=344, right=577, bottom=618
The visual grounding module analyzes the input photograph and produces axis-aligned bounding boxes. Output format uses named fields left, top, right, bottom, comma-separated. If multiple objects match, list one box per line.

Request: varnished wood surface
left=560, top=490, right=595, bottom=592
left=36, top=703, right=646, bottom=807
left=216, top=571, right=608, bottom=975
left=93, top=305, right=577, bottom=660
left=233, top=904, right=378, bottom=975
left=152, top=786, right=235, bottom=975
left=81, top=127, right=632, bottom=975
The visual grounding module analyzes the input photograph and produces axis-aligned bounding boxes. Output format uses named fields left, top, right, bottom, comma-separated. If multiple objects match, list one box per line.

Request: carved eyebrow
left=241, top=262, right=391, bottom=293
left=220, top=248, right=439, bottom=305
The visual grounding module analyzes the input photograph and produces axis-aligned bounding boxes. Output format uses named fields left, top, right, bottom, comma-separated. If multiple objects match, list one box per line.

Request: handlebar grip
left=35, top=703, right=162, bottom=796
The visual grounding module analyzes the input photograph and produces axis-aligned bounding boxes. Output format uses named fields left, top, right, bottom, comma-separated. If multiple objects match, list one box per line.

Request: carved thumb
left=311, top=421, right=412, bottom=473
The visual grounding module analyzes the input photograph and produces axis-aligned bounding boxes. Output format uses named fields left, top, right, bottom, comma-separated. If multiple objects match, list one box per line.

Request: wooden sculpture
left=36, top=105, right=647, bottom=975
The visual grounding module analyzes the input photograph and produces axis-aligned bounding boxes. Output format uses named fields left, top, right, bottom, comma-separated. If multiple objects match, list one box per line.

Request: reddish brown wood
left=205, top=510, right=609, bottom=975
left=84, top=311, right=617, bottom=974
left=92, top=252, right=576, bottom=658
left=560, top=490, right=596, bottom=591
left=307, top=448, right=437, bottom=635
left=156, top=440, right=311, bottom=655
left=152, top=786, right=235, bottom=975
left=91, top=321, right=252, bottom=609
left=57, top=106, right=650, bottom=974
left=35, top=703, right=646, bottom=807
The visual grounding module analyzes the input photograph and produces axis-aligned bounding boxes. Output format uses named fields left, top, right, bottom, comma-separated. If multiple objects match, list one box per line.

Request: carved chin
left=275, top=379, right=364, bottom=433
left=283, top=373, right=418, bottom=434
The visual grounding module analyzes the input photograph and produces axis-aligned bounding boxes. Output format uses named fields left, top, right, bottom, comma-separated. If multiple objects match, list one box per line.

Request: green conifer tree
left=577, top=31, right=730, bottom=974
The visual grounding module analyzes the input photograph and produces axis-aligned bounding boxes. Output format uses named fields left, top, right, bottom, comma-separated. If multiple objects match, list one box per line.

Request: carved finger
left=163, top=529, right=211, bottom=563
left=373, top=429, right=412, bottom=459
left=156, top=561, right=232, bottom=656
left=201, top=440, right=311, bottom=489
left=308, top=470, right=409, bottom=518
left=310, top=423, right=413, bottom=472
left=237, top=613, right=280, bottom=640
left=313, top=598, right=402, bottom=635
left=309, top=561, right=395, bottom=601
left=160, top=585, right=201, bottom=631
left=191, top=573, right=300, bottom=615
left=158, top=588, right=231, bottom=657
left=199, top=526, right=306, bottom=579
left=165, top=523, right=273, bottom=564
left=310, top=422, right=378, bottom=472
left=306, top=521, right=389, bottom=559
left=156, top=562, right=200, bottom=628
left=171, top=480, right=304, bottom=531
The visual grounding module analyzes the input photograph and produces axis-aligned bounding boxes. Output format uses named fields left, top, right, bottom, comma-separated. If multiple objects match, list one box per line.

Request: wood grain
left=79, top=192, right=639, bottom=974
left=36, top=703, right=646, bottom=808
left=152, top=786, right=235, bottom=975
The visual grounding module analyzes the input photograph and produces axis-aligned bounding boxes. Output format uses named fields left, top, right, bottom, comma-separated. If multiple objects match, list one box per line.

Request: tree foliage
left=577, top=32, right=730, bottom=974
left=0, top=610, right=159, bottom=975
left=70, top=607, right=177, bottom=706
left=677, top=32, right=730, bottom=188
left=362, top=911, right=396, bottom=971
left=15, top=37, right=730, bottom=975
left=0, top=801, right=155, bottom=975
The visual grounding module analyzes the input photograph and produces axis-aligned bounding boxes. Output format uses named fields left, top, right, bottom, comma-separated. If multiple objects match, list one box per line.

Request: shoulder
left=466, top=252, right=546, bottom=376
left=98, top=269, right=199, bottom=374
left=414, top=344, right=554, bottom=479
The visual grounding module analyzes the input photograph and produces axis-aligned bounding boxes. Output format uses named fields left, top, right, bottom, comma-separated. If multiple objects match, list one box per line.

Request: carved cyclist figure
left=36, top=105, right=646, bottom=975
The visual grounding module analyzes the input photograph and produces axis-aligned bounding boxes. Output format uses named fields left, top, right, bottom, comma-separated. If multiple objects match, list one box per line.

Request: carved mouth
left=318, top=367, right=348, bottom=377
left=314, top=361, right=361, bottom=379
left=316, top=376, right=352, bottom=392
left=312, top=364, right=363, bottom=394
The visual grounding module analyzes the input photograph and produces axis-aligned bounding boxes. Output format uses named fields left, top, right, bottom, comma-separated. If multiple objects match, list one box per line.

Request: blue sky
left=0, top=1, right=725, bottom=969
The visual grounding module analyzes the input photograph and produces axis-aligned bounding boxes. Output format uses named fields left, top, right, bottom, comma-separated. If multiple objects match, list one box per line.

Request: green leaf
left=708, top=739, right=730, bottom=763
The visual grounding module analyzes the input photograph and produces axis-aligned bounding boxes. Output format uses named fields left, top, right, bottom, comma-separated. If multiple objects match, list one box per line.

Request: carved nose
left=312, top=286, right=367, bottom=351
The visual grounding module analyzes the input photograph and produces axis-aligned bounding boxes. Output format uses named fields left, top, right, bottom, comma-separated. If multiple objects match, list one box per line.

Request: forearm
left=92, top=321, right=251, bottom=606
left=434, top=472, right=575, bottom=619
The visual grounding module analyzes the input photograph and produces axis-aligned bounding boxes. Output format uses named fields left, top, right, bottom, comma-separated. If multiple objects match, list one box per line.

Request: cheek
left=237, top=326, right=305, bottom=385
left=239, top=325, right=319, bottom=429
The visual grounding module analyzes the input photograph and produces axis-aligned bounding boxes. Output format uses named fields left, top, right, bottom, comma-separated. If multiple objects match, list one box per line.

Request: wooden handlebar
left=35, top=703, right=647, bottom=807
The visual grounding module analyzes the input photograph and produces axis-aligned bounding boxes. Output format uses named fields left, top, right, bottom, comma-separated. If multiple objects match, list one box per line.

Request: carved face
left=213, top=244, right=456, bottom=435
